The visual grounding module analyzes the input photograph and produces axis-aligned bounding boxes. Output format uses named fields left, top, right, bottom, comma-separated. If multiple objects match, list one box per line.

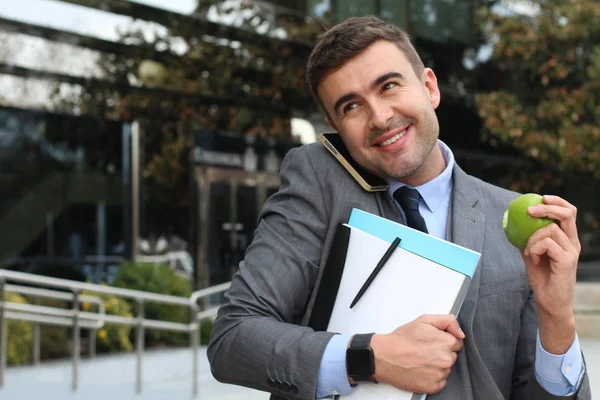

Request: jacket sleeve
left=207, top=145, right=337, bottom=399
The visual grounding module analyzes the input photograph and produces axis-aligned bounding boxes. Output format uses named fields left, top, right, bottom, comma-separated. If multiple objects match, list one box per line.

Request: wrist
left=370, top=334, right=388, bottom=383
left=537, top=305, right=575, bottom=327
left=536, top=300, right=574, bottom=319
left=538, top=310, right=576, bottom=355
left=346, top=333, right=377, bottom=385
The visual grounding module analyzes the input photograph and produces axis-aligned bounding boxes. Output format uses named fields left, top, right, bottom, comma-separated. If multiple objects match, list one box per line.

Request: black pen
left=350, top=236, right=401, bottom=309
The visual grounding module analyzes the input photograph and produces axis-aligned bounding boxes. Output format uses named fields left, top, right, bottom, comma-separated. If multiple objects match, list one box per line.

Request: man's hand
left=370, top=314, right=464, bottom=394
left=523, top=195, right=580, bottom=354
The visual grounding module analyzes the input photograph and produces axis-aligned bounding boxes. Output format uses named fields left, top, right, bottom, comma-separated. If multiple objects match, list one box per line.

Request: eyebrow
left=332, top=72, right=406, bottom=115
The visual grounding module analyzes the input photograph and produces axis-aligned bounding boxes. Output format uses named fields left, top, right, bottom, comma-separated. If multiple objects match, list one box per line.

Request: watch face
left=347, top=348, right=374, bottom=377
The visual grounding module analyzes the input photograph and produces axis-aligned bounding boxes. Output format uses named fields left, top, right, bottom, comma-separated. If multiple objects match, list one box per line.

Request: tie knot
left=393, top=186, right=421, bottom=211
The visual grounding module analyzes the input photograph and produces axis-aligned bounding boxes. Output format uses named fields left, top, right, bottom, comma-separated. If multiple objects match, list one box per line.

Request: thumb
left=420, top=314, right=465, bottom=339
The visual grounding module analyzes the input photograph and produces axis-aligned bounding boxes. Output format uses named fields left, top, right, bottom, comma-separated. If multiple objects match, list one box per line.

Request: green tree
left=475, top=0, right=600, bottom=188
left=475, top=0, right=600, bottom=257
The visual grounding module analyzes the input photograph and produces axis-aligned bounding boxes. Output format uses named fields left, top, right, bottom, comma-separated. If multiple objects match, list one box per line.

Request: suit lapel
left=450, top=165, right=506, bottom=400
left=450, top=165, right=486, bottom=332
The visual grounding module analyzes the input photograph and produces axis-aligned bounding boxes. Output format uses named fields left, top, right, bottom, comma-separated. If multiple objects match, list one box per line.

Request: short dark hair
left=306, top=16, right=425, bottom=110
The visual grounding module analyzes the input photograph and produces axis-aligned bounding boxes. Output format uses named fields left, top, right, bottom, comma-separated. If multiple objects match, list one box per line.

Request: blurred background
left=0, top=0, right=599, bottom=397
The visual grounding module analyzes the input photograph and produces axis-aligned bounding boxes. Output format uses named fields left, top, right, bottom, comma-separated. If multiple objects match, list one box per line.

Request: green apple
left=502, top=193, right=555, bottom=250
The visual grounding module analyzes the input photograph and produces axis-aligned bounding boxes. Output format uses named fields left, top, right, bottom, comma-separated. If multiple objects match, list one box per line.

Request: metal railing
left=3, top=283, right=105, bottom=365
left=0, top=269, right=231, bottom=397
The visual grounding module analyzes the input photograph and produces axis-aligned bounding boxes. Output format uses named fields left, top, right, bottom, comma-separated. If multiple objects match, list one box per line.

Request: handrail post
left=191, top=302, right=199, bottom=398
left=136, top=299, right=144, bottom=394
left=0, top=278, right=6, bottom=387
left=72, top=290, right=81, bottom=392
left=90, top=328, right=96, bottom=359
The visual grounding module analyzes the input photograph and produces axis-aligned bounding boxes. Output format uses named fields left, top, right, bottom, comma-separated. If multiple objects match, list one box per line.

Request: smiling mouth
left=378, top=127, right=408, bottom=147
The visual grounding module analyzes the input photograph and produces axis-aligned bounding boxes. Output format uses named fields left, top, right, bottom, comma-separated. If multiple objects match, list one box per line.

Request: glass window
left=381, top=0, right=410, bottom=30
left=0, top=106, right=127, bottom=283
left=310, top=0, right=474, bottom=44
left=333, top=0, right=377, bottom=21
left=409, top=0, right=472, bottom=43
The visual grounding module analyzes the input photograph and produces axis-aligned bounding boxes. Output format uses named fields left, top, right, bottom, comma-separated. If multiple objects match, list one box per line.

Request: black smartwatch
left=346, top=333, right=378, bottom=385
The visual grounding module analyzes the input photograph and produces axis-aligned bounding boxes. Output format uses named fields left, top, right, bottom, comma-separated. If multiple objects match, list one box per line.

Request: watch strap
left=348, top=333, right=378, bottom=385
left=351, top=333, right=374, bottom=348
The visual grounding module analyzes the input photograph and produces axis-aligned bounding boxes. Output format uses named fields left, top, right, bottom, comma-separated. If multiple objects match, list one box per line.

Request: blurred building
left=0, top=106, right=128, bottom=283
left=0, top=0, right=598, bottom=288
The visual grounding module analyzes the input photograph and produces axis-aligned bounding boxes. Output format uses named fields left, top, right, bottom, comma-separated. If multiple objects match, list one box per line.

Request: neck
left=400, top=143, right=446, bottom=187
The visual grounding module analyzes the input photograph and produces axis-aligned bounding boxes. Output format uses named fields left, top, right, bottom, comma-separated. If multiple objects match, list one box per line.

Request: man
left=208, top=16, right=591, bottom=399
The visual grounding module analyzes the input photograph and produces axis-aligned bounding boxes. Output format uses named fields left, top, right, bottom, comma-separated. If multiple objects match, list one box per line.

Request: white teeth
left=379, top=128, right=408, bottom=146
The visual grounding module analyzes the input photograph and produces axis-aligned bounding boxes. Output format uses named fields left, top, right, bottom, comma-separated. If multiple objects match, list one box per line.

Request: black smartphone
left=319, top=133, right=389, bottom=192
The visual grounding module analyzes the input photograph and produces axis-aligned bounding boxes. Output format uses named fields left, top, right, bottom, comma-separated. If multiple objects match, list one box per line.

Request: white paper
left=328, top=225, right=467, bottom=399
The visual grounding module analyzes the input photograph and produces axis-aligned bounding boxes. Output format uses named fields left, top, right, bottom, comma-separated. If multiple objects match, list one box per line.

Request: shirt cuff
left=317, top=334, right=353, bottom=399
left=534, top=330, right=585, bottom=396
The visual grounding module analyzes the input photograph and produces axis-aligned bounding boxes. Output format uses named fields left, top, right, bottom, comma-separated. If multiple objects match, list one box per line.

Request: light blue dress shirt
left=316, top=140, right=584, bottom=398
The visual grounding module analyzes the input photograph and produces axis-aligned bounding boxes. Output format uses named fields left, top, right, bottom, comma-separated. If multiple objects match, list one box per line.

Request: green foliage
left=199, top=318, right=214, bottom=346
left=40, top=325, right=69, bottom=361
left=113, top=262, right=192, bottom=346
left=37, top=299, right=72, bottom=361
left=82, top=292, right=133, bottom=353
left=476, top=0, right=600, bottom=189
left=5, top=296, right=72, bottom=363
left=6, top=293, right=33, bottom=365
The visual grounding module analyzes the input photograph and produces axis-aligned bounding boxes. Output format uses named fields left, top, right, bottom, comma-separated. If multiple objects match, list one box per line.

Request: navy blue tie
left=393, top=187, right=429, bottom=233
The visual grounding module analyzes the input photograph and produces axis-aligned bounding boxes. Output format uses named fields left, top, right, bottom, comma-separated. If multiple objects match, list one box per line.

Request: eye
left=342, top=102, right=358, bottom=114
left=382, top=82, right=397, bottom=91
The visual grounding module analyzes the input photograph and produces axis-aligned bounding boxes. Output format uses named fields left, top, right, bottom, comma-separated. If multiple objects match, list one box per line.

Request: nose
left=368, top=99, right=394, bottom=131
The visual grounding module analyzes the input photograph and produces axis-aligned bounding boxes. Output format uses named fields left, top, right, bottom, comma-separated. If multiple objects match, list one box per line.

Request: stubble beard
left=375, top=120, right=439, bottom=182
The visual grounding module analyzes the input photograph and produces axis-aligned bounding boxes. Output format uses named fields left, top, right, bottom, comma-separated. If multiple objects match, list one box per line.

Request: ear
left=423, top=68, right=441, bottom=109
left=325, top=116, right=338, bottom=132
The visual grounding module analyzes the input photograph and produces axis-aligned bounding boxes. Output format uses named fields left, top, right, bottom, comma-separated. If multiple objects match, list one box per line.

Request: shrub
left=39, top=325, right=69, bottom=361
left=9, top=264, right=85, bottom=362
left=82, top=292, right=133, bottom=354
left=112, top=262, right=192, bottom=346
left=6, top=293, right=34, bottom=365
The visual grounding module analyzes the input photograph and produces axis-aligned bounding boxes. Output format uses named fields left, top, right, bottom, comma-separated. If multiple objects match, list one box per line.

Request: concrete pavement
left=2, top=346, right=267, bottom=400
left=1, top=341, right=597, bottom=399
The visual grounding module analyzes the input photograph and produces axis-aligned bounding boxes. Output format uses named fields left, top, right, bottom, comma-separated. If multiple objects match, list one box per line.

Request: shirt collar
left=386, top=140, right=455, bottom=213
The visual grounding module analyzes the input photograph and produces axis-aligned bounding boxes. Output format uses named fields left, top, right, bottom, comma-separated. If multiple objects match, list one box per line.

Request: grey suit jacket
left=207, top=142, right=591, bottom=400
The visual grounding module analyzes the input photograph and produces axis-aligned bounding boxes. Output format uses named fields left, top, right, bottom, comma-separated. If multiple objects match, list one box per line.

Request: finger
left=435, top=379, right=448, bottom=393
left=528, top=237, right=571, bottom=266
left=420, top=314, right=465, bottom=339
left=527, top=201, right=579, bottom=244
left=525, top=222, right=576, bottom=257
left=532, top=195, right=577, bottom=244
left=451, top=351, right=458, bottom=365
left=542, top=195, right=578, bottom=219
left=449, top=337, right=464, bottom=352
left=527, top=204, right=571, bottom=222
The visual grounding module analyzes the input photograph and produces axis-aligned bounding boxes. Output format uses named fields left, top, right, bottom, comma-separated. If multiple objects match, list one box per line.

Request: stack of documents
left=310, top=208, right=481, bottom=400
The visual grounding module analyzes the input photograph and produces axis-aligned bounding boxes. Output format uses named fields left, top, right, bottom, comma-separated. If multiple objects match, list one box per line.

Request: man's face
left=317, top=40, right=442, bottom=183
